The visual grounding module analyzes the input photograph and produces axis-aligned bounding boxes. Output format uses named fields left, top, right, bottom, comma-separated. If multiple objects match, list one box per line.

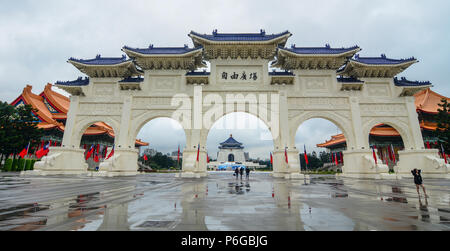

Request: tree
left=139, top=152, right=177, bottom=170
left=0, top=102, right=43, bottom=169
left=436, top=98, right=450, bottom=152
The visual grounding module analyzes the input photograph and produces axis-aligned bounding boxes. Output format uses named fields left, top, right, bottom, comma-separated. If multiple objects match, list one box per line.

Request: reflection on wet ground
left=0, top=171, right=449, bottom=231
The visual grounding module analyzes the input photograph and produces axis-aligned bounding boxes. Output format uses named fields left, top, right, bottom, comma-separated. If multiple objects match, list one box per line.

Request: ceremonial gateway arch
left=31, top=30, right=449, bottom=179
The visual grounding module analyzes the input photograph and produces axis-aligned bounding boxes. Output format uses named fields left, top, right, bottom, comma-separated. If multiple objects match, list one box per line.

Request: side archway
left=362, top=118, right=414, bottom=151
left=129, top=110, right=189, bottom=148
left=71, top=117, right=121, bottom=149
left=289, top=111, right=356, bottom=150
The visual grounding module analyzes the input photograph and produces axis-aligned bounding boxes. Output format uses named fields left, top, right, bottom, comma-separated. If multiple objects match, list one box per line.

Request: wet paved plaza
left=0, top=171, right=449, bottom=231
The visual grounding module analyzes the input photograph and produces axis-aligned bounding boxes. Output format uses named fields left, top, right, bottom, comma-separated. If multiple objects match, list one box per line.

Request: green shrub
left=3, top=159, right=13, bottom=172
left=17, top=159, right=25, bottom=172
left=25, top=159, right=32, bottom=171
left=11, top=158, right=18, bottom=172
left=31, top=160, right=36, bottom=170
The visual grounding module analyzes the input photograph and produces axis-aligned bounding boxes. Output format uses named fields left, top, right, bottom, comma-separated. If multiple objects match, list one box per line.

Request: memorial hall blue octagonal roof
left=219, top=135, right=244, bottom=149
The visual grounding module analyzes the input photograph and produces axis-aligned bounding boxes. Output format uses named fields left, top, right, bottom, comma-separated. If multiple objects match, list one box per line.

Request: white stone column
left=394, top=97, right=449, bottom=178
left=96, top=96, right=138, bottom=177
left=62, top=95, right=80, bottom=148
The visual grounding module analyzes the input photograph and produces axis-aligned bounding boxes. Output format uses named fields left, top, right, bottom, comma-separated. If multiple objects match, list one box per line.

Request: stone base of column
left=396, top=149, right=450, bottom=179
left=175, top=172, right=208, bottom=178
left=95, top=148, right=139, bottom=177
left=338, top=172, right=402, bottom=180
left=177, top=149, right=207, bottom=178
left=341, top=150, right=390, bottom=179
left=21, top=147, right=89, bottom=176
left=284, top=173, right=310, bottom=180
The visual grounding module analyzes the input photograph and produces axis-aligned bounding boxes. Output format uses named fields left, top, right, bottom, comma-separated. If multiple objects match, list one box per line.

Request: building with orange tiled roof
left=10, top=84, right=148, bottom=159
left=317, top=86, right=449, bottom=166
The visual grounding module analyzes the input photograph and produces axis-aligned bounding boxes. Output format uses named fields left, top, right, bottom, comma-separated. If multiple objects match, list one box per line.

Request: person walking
left=239, top=166, right=244, bottom=180
left=245, top=167, right=250, bottom=180
left=234, top=166, right=240, bottom=179
left=411, top=169, right=428, bottom=197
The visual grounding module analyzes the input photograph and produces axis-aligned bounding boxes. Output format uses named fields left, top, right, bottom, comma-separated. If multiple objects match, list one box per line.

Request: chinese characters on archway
left=222, top=71, right=258, bottom=81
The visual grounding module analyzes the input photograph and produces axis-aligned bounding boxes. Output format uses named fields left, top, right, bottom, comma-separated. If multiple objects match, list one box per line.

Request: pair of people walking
left=234, top=166, right=250, bottom=179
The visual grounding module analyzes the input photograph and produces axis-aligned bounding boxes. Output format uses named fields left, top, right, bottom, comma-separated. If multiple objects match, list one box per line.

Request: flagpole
left=22, top=142, right=30, bottom=171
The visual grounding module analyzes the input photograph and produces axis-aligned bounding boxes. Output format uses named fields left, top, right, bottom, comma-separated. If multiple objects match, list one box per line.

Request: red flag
left=85, top=145, right=95, bottom=160
left=144, top=155, right=148, bottom=161
left=96, top=144, right=100, bottom=155
left=379, top=147, right=384, bottom=163
left=391, top=145, right=396, bottom=164
left=36, top=142, right=50, bottom=159
left=372, top=147, right=378, bottom=165
left=177, top=145, right=180, bottom=162
left=426, top=141, right=431, bottom=149
left=334, top=153, right=338, bottom=166
left=196, top=144, right=200, bottom=162
left=106, top=146, right=115, bottom=160
left=340, top=152, right=343, bottom=164
left=387, top=145, right=393, bottom=162
left=270, top=152, right=273, bottom=165
left=304, top=145, right=309, bottom=165
left=441, top=144, right=447, bottom=164
left=103, top=146, right=108, bottom=159
left=207, top=155, right=210, bottom=163
left=19, top=144, right=29, bottom=159
left=94, top=152, right=99, bottom=163
left=285, top=148, right=289, bottom=164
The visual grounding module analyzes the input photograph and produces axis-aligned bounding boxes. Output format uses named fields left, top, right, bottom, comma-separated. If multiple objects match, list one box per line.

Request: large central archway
left=206, top=112, right=275, bottom=172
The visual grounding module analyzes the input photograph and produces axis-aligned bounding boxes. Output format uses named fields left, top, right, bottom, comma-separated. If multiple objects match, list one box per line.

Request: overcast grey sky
left=1, top=0, right=449, bottom=159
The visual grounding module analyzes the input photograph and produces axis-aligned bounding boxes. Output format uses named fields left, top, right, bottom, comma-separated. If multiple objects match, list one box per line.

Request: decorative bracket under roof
left=186, top=71, right=210, bottom=85
left=337, top=76, right=364, bottom=91
left=269, top=71, right=295, bottom=85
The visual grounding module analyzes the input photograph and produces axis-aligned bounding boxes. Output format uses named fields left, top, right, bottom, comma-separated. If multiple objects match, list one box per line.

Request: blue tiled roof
left=352, top=54, right=417, bottom=65
left=55, top=77, right=89, bottom=86
left=123, top=45, right=202, bottom=55
left=186, top=71, right=210, bottom=76
left=337, top=76, right=363, bottom=83
left=190, top=29, right=291, bottom=42
left=269, top=70, right=294, bottom=76
left=119, top=76, right=144, bottom=83
left=220, top=136, right=243, bottom=149
left=282, top=44, right=360, bottom=55
left=68, top=54, right=130, bottom=65
left=394, top=77, right=431, bottom=87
